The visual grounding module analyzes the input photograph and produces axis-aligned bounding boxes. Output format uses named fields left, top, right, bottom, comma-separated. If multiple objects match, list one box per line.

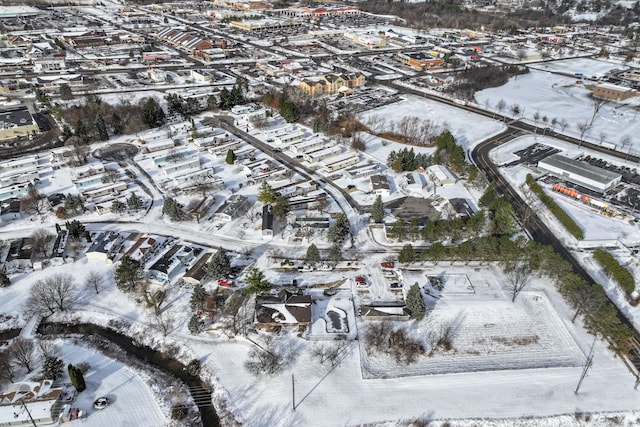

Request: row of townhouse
left=299, top=73, right=366, bottom=96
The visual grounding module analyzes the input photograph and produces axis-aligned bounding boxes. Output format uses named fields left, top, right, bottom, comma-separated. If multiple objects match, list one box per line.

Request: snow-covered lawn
left=58, top=341, right=167, bottom=427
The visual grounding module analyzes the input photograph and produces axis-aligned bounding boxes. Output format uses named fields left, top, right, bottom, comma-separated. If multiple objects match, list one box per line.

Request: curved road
left=471, top=127, right=640, bottom=372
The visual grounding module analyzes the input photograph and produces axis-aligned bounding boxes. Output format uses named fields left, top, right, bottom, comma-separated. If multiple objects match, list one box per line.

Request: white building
left=0, top=380, right=63, bottom=427
left=537, top=153, right=622, bottom=193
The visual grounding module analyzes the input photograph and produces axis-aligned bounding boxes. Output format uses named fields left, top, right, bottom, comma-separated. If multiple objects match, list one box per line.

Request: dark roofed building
left=385, top=196, right=440, bottom=225
left=261, top=204, right=274, bottom=238
left=0, top=107, right=38, bottom=140
left=255, top=290, right=312, bottom=328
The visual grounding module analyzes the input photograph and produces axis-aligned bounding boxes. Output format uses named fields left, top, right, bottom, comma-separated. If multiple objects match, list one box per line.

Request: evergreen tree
left=207, top=248, right=231, bottom=279
left=398, top=244, right=415, bottom=264
left=64, top=194, right=84, bottom=215
left=59, top=83, right=73, bottom=100
left=271, top=195, right=290, bottom=220
left=306, top=244, right=320, bottom=264
left=190, top=283, right=208, bottom=312
left=327, top=214, right=350, bottom=245
left=218, top=88, right=232, bottom=110
left=74, top=119, right=89, bottom=143
left=42, top=356, right=64, bottom=380
left=94, top=114, right=109, bottom=141
left=142, top=97, right=166, bottom=128
left=67, top=363, right=86, bottom=392
left=65, top=219, right=85, bottom=241
left=111, top=112, right=123, bottom=135
left=328, top=244, right=343, bottom=263
left=406, top=282, right=426, bottom=320
left=61, top=124, right=73, bottom=141
left=279, top=100, right=298, bottom=123
left=127, top=193, right=144, bottom=211
left=0, top=272, right=10, bottom=288
left=111, top=200, right=126, bottom=214
left=163, top=197, right=183, bottom=221
left=114, top=256, right=142, bottom=292
left=371, top=195, right=384, bottom=223
left=244, top=267, right=271, bottom=294
left=257, top=182, right=277, bottom=204
left=188, top=314, right=205, bottom=334
left=225, top=149, right=236, bottom=165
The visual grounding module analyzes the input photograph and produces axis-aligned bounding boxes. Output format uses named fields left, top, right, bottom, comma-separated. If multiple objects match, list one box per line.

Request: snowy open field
left=358, top=94, right=506, bottom=154
left=475, top=70, right=640, bottom=150
left=529, top=58, right=625, bottom=78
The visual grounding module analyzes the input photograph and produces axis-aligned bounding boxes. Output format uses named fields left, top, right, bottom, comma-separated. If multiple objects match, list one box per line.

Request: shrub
left=525, top=175, right=584, bottom=240
left=593, top=249, right=635, bottom=295
left=171, top=404, right=189, bottom=420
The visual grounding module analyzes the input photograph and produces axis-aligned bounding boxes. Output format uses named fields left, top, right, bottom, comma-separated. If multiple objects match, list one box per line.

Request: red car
left=355, top=276, right=366, bottom=283
left=217, top=279, right=235, bottom=287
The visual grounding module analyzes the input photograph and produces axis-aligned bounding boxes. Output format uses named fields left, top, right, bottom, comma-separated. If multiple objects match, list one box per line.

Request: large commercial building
left=537, top=153, right=622, bottom=193
left=0, top=108, right=39, bottom=140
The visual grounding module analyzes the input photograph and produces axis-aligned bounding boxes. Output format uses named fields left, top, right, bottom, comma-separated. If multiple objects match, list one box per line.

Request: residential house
left=214, top=194, right=251, bottom=222
left=148, top=244, right=202, bottom=284
left=5, top=238, right=33, bottom=271
left=50, top=230, right=69, bottom=266
left=183, top=252, right=212, bottom=286
left=85, top=231, right=124, bottom=264
left=255, top=290, right=312, bottom=329
left=370, top=174, right=391, bottom=197
left=261, top=204, right=274, bottom=238
left=124, top=235, right=161, bottom=264
left=0, top=380, right=63, bottom=427
left=0, top=198, right=21, bottom=223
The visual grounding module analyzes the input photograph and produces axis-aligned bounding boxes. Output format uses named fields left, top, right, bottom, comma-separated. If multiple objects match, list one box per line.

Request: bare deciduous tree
left=101, top=168, right=120, bottom=184
left=0, top=350, right=15, bottom=382
left=26, top=273, right=78, bottom=316
left=245, top=346, right=283, bottom=376
left=502, top=259, right=533, bottom=303
left=7, top=338, right=36, bottom=373
left=311, top=343, right=346, bottom=367
left=38, top=340, right=59, bottom=359
left=576, top=121, right=591, bottom=146
left=85, top=270, right=103, bottom=294
left=20, top=184, right=49, bottom=216
left=30, top=229, right=55, bottom=258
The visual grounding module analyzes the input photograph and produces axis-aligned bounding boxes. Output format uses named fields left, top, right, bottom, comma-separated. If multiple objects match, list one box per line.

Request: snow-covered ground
left=475, top=70, right=640, bottom=150
left=359, top=94, right=506, bottom=153
left=494, top=134, right=640, bottom=332
left=528, top=58, right=625, bottom=78
left=58, top=341, right=167, bottom=427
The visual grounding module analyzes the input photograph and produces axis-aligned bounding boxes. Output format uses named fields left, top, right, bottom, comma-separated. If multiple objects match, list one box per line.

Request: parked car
left=218, top=279, right=235, bottom=287
left=298, top=264, right=314, bottom=272
left=389, top=282, right=403, bottom=289
left=93, top=397, right=110, bottom=410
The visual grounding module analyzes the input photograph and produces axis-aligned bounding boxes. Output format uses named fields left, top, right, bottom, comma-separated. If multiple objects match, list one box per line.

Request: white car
left=93, top=397, right=110, bottom=410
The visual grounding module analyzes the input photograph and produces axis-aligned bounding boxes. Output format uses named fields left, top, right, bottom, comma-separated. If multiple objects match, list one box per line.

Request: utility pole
left=575, top=335, right=597, bottom=394
left=291, top=374, right=296, bottom=411
left=20, top=398, right=38, bottom=427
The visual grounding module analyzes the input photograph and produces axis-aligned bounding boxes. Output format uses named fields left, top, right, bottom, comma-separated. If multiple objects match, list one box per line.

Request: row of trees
left=593, top=249, right=635, bottom=296
left=525, top=174, right=584, bottom=240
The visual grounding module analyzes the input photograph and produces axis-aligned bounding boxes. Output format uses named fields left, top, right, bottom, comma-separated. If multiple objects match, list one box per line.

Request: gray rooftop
left=538, top=154, right=622, bottom=185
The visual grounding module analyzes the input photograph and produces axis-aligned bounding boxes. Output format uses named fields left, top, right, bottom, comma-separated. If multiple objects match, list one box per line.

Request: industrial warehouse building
left=537, top=153, right=622, bottom=193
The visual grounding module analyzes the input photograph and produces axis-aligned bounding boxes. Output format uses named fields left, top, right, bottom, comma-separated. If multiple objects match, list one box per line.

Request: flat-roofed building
left=0, top=108, right=38, bottom=140
left=593, top=83, right=637, bottom=101
left=537, top=153, right=622, bottom=193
